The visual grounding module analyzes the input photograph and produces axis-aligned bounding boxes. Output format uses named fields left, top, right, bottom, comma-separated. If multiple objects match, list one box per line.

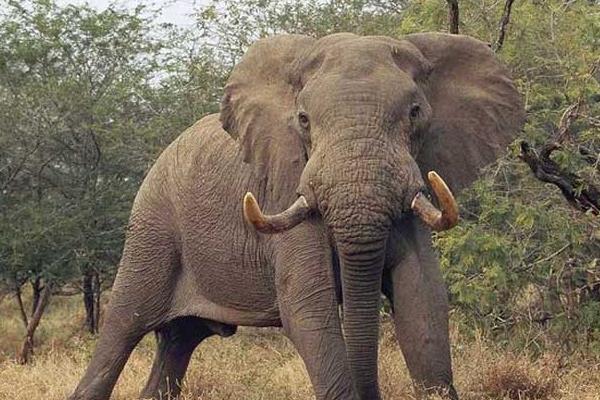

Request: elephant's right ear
left=220, top=35, right=315, bottom=185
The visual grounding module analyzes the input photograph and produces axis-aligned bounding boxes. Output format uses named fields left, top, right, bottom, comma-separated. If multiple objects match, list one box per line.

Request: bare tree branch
left=520, top=142, right=600, bottom=215
left=0, top=139, right=41, bottom=191
left=493, top=0, right=516, bottom=52
left=554, top=101, right=582, bottom=144
left=519, top=100, right=600, bottom=215
left=446, top=0, right=459, bottom=34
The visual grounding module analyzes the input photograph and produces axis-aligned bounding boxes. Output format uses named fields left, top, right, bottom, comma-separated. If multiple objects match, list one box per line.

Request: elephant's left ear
left=220, top=35, right=315, bottom=193
left=405, top=33, right=525, bottom=193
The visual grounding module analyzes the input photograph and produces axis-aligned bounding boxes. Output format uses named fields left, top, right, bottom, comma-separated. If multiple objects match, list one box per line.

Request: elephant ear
left=220, top=35, right=315, bottom=200
left=405, top=33, right=525, bottom=192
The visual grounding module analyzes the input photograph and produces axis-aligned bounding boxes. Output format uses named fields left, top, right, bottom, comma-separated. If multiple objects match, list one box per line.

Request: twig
left=0, top=140, right=41, bottom=191
left=529, top=243, right=571, bottom=268
left=554, top=100, right=582, bottom=145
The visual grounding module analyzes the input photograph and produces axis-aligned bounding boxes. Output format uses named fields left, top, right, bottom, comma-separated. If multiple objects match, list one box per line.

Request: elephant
left=69, top=32, right=524, bottom=400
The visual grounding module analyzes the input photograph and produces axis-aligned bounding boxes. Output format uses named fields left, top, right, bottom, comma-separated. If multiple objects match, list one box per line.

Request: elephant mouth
left=243, top=170, right=459, bottom=233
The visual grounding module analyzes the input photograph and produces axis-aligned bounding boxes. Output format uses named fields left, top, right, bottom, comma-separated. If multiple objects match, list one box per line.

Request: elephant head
left=221, top=33, right=524, bottom=397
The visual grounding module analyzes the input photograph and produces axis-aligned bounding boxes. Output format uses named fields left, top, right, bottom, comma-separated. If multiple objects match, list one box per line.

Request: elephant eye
left=298, top=111, right=310, bottom=130
left=409, top=104, right=421, bottom=120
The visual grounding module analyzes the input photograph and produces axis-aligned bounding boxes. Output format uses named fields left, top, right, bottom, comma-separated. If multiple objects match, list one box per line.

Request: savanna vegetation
left=0, top=0, right=599, bottom=398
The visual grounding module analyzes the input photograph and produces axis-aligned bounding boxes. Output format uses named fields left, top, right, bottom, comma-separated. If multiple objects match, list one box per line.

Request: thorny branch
left=520, top=100, right=600, bottom=215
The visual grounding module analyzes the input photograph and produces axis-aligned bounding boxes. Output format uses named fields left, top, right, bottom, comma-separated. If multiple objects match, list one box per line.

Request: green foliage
left=196, top=0, right=409, bottom=63
left=437, top=165, right=599, bottom=343
left=427, top=0, right=600, bottom=349
left=0, top=0, right=213, bottom=292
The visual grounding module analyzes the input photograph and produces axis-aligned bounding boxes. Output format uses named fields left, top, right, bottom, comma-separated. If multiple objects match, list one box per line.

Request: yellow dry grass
left=1, top=295, right=599, bottom=400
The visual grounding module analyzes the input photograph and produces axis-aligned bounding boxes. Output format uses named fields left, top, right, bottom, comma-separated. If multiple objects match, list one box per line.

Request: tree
left=0, top=0, right=161, bottom=351
left=0, top=0, right=228, bottom=352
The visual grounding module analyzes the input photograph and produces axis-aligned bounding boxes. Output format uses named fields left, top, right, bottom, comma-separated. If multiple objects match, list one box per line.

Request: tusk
left=411, top=171, right=459, bottom=231
left=243, top=192, right=311, bottom=234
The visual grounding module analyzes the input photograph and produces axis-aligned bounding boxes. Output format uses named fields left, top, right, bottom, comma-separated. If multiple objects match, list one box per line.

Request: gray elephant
left=69, top=32, right=524, bottom=400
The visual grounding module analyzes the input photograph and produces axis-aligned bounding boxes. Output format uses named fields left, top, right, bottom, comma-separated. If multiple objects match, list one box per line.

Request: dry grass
left=476, top=354, right=558, bottom=399
left=1, top=296, right=599, bottom=400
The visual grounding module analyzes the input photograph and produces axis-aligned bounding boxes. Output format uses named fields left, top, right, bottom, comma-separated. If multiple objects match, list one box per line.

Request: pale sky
left=56, top=0, right=206, bottom=26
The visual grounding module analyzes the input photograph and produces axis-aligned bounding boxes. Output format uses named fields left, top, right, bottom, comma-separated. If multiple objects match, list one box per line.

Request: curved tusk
left=243, top=192, right=311, bottom=234
left=411, top=171, right=459, bottom=231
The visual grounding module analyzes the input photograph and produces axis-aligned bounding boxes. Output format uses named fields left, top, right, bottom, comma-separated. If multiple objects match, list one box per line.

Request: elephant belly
left=171, top=232, right=281, bottom=327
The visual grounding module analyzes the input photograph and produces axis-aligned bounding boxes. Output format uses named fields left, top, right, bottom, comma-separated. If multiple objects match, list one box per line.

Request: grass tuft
left=477, top=354, right=559, bottom=400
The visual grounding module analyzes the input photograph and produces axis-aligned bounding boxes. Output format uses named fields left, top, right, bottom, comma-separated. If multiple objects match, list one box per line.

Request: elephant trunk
left=337, top=231, right=387, bottom=399
left=323, top=171, right=391, bottom=399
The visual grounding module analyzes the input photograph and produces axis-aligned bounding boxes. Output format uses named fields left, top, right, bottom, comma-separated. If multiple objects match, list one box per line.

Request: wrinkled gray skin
left=69, top=33, right=524, bottom=400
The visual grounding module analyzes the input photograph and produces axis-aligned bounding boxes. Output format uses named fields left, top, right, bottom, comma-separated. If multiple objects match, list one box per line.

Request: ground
left=1, top=293, right=599, bottom=400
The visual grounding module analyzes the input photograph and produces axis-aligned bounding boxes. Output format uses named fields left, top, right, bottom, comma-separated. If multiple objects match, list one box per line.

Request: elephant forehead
left=306, top=35, right=431, bottom=83
left=317, top=38, right=394, bottom=71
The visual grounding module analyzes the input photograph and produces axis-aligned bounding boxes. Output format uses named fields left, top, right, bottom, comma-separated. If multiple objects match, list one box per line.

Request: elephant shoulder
left=133, top=113, right=239, bottom=214
left=182, top=113, right=237, bottom=149
left=161, top=113, right=238, bottom=169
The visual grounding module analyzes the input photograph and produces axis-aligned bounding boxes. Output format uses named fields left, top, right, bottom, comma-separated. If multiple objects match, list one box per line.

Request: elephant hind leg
left=68, top=304, right=150, bottom=400
left=70, top=220, right=181, bottom=400
left=140, top=316, right=237, bottom=400
left=69, top=277, right=177, bottom=399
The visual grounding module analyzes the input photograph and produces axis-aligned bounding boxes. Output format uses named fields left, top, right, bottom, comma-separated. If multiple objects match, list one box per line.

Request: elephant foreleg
left=274, top=226, right=356, bottom=400
left=385, top=219, right=458, bottom=400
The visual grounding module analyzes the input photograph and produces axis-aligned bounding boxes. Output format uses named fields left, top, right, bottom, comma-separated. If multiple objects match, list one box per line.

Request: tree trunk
left=83, top=270, right=101, bottom=334
left=446, top=0, right=459, bottom=34
left=18, top=282, right=51, bottom=364
left=93, top=271, right=101, bottom=332
left=31, top=277, right=42, bottom=316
